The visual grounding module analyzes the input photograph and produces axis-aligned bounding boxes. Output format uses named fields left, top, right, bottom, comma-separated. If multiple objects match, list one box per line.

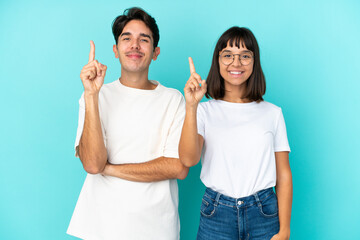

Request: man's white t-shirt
left=197, top=100, right=290, bottom=198
left=67, top=80, right=185, bottom=240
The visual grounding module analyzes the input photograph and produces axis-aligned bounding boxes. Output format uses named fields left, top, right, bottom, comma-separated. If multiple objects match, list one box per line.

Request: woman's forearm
left=179, top=105, right=203, bottom=167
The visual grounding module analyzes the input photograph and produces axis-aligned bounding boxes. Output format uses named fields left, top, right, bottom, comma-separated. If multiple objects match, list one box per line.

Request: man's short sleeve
left=74, top=94, right=85, bottom=157
left=274, top=109, right=291, bottom=152
left=163, top=95, right=185, bottom=159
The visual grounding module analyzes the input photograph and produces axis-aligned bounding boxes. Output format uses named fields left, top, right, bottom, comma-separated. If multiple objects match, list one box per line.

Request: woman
left=179, top=27, right=292, bottom=240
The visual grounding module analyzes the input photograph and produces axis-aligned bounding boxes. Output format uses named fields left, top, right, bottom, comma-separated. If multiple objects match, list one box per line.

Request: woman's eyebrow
left=222, top=49, right=252, bottom=54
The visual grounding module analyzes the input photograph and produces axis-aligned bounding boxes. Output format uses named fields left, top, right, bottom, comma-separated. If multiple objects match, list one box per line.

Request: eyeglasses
left=219, top=51, right=254, bottom=66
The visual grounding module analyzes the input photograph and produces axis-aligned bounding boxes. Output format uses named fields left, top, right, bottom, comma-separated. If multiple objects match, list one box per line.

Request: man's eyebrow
left=120, top=32, right=131, bottom=37
left=120, top=32, right=151, bottom=39
left=140, top=33, right=151, bottom=39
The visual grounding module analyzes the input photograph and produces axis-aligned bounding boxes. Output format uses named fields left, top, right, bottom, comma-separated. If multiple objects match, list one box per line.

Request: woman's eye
left=224, top=54, right=232, bottom=58
left=242, top=54, right=251, bottom=59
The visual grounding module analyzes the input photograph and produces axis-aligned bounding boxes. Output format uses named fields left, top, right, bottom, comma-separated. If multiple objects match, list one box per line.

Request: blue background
left=1, top=0, right=359, bottom=239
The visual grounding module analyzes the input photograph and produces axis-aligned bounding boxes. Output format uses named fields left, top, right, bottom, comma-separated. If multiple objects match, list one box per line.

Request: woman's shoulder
left=258, top=101, right=284, bottom=117
left=198, top=99, right=219, bottom=110
left=259, top=101, right=282, bottom=110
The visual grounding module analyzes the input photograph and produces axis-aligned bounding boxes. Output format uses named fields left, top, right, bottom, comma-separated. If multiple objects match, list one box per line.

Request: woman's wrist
left=185, top=103, right=198, bottom=112
left=278, top=228, right=290, bottom=239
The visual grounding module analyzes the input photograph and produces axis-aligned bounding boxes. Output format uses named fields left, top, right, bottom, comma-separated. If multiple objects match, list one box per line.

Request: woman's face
left=218, top=42, right=254, bottom=90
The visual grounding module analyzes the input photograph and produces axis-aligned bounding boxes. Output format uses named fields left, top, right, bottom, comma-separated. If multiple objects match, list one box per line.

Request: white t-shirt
left=197, top=100, right=290, bottom=198
left=67, top=80, right=185, bottom=240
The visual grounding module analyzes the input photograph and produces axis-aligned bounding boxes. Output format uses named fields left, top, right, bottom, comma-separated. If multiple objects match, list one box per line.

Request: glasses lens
left=240, top=53, right=253, bottom=66
left=220, top=52, right=233, bottom=65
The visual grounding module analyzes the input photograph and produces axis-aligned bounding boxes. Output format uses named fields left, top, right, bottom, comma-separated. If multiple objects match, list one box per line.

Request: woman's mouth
left=229, top=71, right=244, bottom=77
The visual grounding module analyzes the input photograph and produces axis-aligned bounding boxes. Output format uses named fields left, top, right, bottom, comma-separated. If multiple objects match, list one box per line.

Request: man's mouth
left=126, top=52, right=144, bottom=59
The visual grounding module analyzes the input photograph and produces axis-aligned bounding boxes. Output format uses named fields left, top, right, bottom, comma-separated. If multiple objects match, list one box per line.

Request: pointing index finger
left=189, top=57, right=196, bottom=74
left=88, top=40, right=95, bottom=63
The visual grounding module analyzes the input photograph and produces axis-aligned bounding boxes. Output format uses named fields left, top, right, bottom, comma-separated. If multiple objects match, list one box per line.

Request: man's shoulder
left=99, top=80, right=119, bottom=93
left=158, top=82, right=184, bottom=100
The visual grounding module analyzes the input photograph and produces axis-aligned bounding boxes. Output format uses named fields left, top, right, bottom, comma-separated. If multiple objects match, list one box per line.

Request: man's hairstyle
left=112, top=7, right=160, bottom=50
left=206, top=27, right=266, bottom=102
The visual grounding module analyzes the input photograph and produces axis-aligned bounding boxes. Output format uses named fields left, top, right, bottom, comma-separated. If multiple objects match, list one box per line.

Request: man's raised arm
left=77, top=41, right=108, bottom=174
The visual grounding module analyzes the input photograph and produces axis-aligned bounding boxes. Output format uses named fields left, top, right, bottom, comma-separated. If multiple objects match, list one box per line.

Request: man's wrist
left=102, top=163, right=112, bottom=176
left=84, top=91, right=100, bottom=99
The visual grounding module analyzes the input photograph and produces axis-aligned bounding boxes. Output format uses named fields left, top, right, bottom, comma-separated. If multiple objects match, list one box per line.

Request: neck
left=119, top=70, right=156, bottom=90
left=222, top=84, right=250, bottom=103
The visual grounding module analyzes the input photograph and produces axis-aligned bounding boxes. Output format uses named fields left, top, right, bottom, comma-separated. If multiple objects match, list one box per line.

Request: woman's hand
left=270, top=232, right=290, bottom=240
left=184, top=57, right=207, bottom=107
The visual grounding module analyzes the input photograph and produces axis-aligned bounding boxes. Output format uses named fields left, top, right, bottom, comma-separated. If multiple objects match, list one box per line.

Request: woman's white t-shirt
left=197, top=100, right=290, bottom=198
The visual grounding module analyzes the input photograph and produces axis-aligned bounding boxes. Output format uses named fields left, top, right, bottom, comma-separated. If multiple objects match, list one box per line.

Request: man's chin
left=121, top=63, right=150, bottom=73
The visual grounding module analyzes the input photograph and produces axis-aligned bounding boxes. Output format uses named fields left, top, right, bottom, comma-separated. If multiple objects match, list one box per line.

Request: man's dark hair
left=206, top=27, right=266, bottom=102
left=112, top=7, right=160, bottom=50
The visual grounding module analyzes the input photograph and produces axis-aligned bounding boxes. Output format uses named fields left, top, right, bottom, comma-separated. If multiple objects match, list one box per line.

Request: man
left=67, top=7, right=188, bottom=240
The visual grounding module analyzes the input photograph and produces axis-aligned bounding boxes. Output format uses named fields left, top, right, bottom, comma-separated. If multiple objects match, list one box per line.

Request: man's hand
left=184, top=57, right=207, bottom=107
left=80, top=40, right=107, bottom=95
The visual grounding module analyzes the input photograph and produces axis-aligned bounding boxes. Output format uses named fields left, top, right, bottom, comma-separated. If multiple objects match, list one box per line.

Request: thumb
left=100, top=63, right=107, bottom=71
left=201, top=80, right=207, bottom=93
left=100, top=64, right=107, bottom=77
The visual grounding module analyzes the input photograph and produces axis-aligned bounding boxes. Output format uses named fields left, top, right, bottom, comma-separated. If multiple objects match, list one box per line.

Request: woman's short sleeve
left=274, top=109, right=291, bottom=152
left=197, top=103, right=206, bottom=138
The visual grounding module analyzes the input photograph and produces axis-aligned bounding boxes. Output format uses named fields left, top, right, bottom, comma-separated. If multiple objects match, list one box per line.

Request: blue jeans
left=197, top=187, right=280, bottom=240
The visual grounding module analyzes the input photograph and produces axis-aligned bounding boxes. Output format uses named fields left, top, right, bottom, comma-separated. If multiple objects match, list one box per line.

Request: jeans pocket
left=200, top=195, right=216, bottom=218
left=257, top=192, right=279, bottom=218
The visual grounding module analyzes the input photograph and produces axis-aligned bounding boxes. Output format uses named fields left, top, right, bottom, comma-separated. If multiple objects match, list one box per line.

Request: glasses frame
left=219, top=51, right=254, bottom=66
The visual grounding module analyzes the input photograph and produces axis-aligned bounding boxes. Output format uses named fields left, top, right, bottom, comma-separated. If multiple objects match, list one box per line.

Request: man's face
left=113, top=20, right=160, bottom=74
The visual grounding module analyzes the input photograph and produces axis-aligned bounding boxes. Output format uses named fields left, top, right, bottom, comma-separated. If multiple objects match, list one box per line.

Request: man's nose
left=130, top=39, right=140, bottom=49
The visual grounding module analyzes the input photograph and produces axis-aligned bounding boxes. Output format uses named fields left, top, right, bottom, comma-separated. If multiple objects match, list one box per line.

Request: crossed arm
left=102, top=157, right=189, bottom=181
left=77, top=94, right=188, bottom=182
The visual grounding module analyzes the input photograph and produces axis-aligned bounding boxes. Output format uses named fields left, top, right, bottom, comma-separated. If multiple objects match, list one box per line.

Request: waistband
left=204, top=187, right=275, bottom=208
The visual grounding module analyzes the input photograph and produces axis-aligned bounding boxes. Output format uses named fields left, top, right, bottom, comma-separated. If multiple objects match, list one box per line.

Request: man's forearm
left=79, top=93, right=107, bottom=174
left=102, top=157, right=189, bottom=182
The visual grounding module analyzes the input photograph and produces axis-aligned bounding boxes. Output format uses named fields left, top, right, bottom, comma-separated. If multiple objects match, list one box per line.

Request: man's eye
left=140, top=39, right=149, bottom=42
left=122, top=37, right=130, bottom=41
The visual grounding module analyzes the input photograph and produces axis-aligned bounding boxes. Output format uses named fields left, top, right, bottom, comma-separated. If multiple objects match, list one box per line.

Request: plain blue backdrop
left=1, top=0, right=359, bottom=239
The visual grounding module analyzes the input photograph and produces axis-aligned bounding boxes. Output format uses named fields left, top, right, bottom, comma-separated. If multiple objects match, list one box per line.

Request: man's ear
left=113, top=44, right=119, bottom=58
left=152, top=47, right=160, bottom=60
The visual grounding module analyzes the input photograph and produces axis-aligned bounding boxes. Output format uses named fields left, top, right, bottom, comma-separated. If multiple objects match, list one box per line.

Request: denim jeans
left=197, top=187, right=280, bottom=240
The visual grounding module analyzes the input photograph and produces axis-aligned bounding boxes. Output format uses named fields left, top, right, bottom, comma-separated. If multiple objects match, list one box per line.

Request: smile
left=127, top=54, right=143, bottom=59
left=229, top=71, right=244, bottom=76
left=126, top=52, right=144, bottom=59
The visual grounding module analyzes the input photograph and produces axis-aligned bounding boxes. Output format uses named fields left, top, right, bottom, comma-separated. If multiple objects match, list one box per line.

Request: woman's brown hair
left=206, top=27, right=266, bottom=101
